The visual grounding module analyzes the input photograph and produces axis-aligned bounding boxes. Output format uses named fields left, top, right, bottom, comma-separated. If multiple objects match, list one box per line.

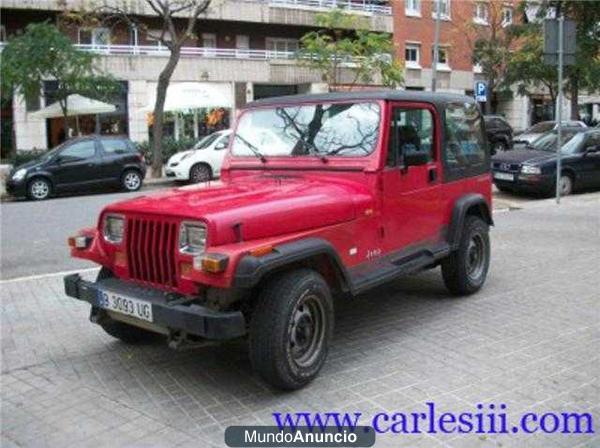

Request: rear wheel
left=121, top=170, right=142, bottom=192
left=249, top=269, right=334, bottom=390
left=442, top=216, right=490, bottom=296
left=27, top=178, right=52, bottom=200
left=189, top=163, right=212, bottom=183
left=96, top=268, right=160, bottom=344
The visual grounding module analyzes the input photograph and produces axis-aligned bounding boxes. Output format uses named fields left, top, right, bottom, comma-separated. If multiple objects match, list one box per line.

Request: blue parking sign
left=475, top=81, right=487, bottom=102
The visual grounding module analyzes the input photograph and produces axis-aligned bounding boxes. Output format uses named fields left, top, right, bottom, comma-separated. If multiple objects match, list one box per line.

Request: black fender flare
left=233, top=237, right=351, bottom=292
left=447, top=194, right=493, bottom=250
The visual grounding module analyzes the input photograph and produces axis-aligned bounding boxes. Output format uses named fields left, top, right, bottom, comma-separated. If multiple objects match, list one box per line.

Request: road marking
left=0, top=267, right=99, bottom=284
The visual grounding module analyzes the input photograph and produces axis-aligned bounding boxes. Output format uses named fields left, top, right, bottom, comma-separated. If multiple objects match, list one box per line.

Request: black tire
left=27, top=177, right=52, bottom=200
left=442, top=216, right=490, bottom=296
left=189, top=163, right=212, bottom=183
left=121, top=169, right=143, bottom=192
left=96, top=268, right=160, bottom=344
left=249, top=269, right=334, bottom=390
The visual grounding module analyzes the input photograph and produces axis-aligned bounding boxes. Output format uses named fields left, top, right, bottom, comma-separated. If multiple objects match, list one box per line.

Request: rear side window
left=101, top=138, right=131, bottom=155
left=443, top=102, right=488, bottom=181
left=60, top=140, right=96, bottom=160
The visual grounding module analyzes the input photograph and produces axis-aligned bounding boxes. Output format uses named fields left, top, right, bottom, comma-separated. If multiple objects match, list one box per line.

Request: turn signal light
left=68, top=235, right=91, bottom=249
left=114, top=251, right=127, bottom=266
left=194, top=253, right=229, bottom=273
left=249, top=245, right=274, bottom=257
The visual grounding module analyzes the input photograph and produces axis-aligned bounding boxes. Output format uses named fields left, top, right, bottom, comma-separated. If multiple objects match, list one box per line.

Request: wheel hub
left=288, top=296, right=325, bottom=367
left=466, top=234, right=485, bottom=280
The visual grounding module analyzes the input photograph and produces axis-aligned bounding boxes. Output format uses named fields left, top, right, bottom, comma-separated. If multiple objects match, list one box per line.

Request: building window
left=147, top=29, right=172, bottom=49
left=236, top=35, right=250, bottom=57
left=78, top=27, right=110, bottom=47
left=432, top=46, right=449, bottom=68
left=474, top=2, right=489, bottom=25
left=266, top=38, right=299, bottom=57
left=405, top=43, right=421, bottom=68
left=202, top=33, right=217, bottom=48
left=405, top=0, right=421, bottom=17
left=502, top=7, right=513, bottom=26
left=432, top=0, right=451, bottom=19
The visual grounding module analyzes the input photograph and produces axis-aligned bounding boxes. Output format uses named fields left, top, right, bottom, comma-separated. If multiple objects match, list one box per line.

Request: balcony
left=248, top=0, right=392, bottom=15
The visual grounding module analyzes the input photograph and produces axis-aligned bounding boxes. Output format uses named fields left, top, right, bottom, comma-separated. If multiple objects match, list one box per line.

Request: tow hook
left=167, top=330, right=217, bottom=351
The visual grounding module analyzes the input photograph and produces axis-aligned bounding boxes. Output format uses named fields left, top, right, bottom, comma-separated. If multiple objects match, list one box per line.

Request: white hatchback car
left=165, top=130, right=232, bottom=183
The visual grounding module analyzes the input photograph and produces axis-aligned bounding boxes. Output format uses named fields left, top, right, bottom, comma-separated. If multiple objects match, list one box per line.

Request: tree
left=0, top=22, right=119, bottom=141
left=544, top=1, right=600, bottom=119
left=506, top=19, right=558, bottom=111
left=90, top=0, right=212, bottom=177
left=452, top=2, right=517, bottom=113
left=298, top=9, right=403, bottom=91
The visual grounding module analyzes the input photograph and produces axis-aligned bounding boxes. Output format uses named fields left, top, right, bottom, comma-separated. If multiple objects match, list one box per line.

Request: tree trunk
left=60, top=101, right=69, bottom=140
left=569, top=76, right=579, bottom=120
left=151, top=46, right=181, bottom=178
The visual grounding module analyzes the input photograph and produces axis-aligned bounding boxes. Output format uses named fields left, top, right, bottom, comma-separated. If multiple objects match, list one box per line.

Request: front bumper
left=493, top=171, right=554, bottom=193
left=64, top=274, right=246, bottom=340
left=165, top=164, right=189, bottom=180
left=5, top=178, right=27, bottom=197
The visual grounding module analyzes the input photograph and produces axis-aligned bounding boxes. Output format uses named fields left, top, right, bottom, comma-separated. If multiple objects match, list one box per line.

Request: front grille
left=492, top=161, right=520, bottom=172
left=126, top=217, right=179, bottom=289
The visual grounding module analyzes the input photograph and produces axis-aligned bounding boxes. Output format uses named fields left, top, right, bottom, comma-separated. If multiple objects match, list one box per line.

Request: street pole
left=555, top=14, right=564, bottom=204
left=431, top=0, right=442, bottom=92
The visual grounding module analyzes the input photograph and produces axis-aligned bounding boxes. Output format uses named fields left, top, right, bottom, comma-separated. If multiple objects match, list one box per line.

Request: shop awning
left=144, top=82, right=233, bottom=112
left=29, top=94, right=116, bottom=118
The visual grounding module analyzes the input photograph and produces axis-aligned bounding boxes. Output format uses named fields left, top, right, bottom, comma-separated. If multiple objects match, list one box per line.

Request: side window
left=443, top=102, right=487, bottom=178
left=60, top=140, right=96, bottom=161
left=387, top=107, right=434, bottom=167
left=101, top=138, right=130, bottom=155
left=585, top=133, right=600, bottom=150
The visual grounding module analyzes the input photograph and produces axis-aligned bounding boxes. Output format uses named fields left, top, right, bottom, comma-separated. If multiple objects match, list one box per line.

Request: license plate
left=493, top=172, right=514, bottom=181
left=97, top=290, right=153, bottom=322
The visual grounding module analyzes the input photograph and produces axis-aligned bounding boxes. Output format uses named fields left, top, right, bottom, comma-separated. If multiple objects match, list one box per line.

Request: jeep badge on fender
left=64, top=91, right=493, bottom=390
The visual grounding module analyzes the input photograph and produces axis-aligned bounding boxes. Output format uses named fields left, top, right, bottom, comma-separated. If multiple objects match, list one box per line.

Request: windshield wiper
left=235, top=134, right=266, bottom=163
left=296, top=139, right=328, bottom=163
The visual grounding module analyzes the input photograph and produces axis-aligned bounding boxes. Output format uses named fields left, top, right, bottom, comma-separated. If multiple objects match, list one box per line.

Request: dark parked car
left=492, top=128, right=600, bottom=196
left=6, top=135, right=146, bottom=200
left=484, top=115, right=513, bottom=154
left=513, top=120, right=587, bottom=146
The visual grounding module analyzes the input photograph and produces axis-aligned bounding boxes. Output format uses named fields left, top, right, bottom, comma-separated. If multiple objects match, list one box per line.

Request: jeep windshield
left=231, top=102, right=381, bottom=159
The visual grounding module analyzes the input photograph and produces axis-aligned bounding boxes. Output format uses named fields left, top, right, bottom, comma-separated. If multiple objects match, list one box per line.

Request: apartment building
left=0, top=0, right=393, bottom=151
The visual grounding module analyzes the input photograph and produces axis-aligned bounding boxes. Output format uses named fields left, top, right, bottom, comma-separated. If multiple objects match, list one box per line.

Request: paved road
left=0, top=185, right=174, bottom=279
left=1, top=193, right=598, bottom=447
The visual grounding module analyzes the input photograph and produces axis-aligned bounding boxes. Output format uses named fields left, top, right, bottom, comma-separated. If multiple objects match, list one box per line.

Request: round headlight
left=179, top=221, right=207, bottom=255
left=103, top=214, right=125, bottom=244
left=12, top=168, right=27, bottom=181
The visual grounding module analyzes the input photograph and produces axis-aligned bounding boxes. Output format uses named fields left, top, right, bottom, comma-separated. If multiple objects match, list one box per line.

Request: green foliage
left=0, top=22, right=119, bottom=115
left=1, top=149, right=48, bottom=167
left=298, top=9, right=403, bottom=89
left=137, top=137, right=198, bottom=165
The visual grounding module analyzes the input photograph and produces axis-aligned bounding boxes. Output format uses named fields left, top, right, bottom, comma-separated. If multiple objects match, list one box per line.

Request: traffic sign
left=475, top=81, right=487, bottom=102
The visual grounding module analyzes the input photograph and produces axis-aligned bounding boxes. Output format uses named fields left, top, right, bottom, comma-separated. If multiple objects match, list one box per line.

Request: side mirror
left=404, top=152, right=429, bottom=167
left=215, top=141, right=228, bottom=150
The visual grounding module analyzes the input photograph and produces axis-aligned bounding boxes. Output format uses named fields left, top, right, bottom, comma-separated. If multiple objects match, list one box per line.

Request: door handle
left=428, top=166, right=437, bottom=182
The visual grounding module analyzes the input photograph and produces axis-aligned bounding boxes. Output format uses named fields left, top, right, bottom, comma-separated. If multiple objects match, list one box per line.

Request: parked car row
left=492, top=128, right=600, bottom=196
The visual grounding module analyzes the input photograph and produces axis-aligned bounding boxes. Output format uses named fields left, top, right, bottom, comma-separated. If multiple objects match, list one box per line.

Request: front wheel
left=442, top=216, right=490, bottom=296
left=249, top=269, right=334, bottom=390
left=189, top=163, right=212, bottom=183
left=27, top=178, right=52, bottom=200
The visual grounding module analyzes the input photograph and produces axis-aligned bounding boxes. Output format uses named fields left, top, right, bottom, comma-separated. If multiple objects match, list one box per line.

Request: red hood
left=104, top=174, right=373, bottom=245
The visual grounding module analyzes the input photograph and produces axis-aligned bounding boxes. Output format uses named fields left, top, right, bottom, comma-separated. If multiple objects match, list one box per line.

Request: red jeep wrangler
left=64, top=91, right=492, bottom=390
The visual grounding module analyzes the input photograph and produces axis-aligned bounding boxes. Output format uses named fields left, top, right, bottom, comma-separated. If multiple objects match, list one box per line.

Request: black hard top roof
left=246, top=90, right=477, bottom=110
